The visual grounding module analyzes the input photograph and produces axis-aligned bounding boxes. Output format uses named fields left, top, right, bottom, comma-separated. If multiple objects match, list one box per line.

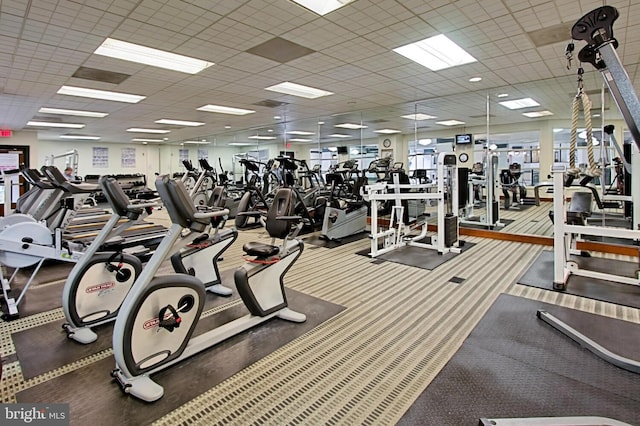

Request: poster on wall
left=179, top=149, right=189, bottom=165
left=0, top=153, right=20, bottom=204
left=197, top=148, right=208, bottom=160
left=121, top=148, right=136, bottom=168
left=92, top=147, right=109, bottom=168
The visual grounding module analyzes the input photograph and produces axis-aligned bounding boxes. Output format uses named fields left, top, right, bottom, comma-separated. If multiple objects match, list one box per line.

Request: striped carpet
left=1, top=207, right=639, bottom=425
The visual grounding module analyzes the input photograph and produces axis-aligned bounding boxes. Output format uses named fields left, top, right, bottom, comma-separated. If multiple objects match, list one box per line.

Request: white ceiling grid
left=0, top=0, right=638, bottom=145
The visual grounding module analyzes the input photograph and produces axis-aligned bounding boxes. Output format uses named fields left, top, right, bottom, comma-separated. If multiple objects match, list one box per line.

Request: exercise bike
left=62, top=177, right=236, bottom=344
left=111, top=176, right=306, bottom=402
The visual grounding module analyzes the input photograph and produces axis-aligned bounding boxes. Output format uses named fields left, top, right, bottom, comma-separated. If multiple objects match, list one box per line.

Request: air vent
left=528, top=22, right=574, bottom=47
left=246, top=37, right=316, bottom=63
left=253, top=99, right=289, bottom=108
left=72, top=67, right=130, bottom=84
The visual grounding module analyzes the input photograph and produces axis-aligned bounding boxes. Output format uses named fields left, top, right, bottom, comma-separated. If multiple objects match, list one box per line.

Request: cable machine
left=539, top=5, right=640, bottom=374
left=365, top=152, right=460, bottom=257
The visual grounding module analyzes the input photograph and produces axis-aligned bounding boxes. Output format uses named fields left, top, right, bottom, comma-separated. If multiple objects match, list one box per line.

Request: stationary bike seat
left=242, top=242, right=279, bottom=258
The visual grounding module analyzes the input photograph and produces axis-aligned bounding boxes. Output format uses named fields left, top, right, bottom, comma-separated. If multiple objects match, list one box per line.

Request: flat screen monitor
left=336, top=146, right=348, bottom=154
left=455, top=134, right=473, bottom=145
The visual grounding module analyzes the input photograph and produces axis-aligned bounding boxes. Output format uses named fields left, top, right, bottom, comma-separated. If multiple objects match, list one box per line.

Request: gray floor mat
left=398, top=294, right=640, bottom=426
left=517, top=250, right=640, bottom=309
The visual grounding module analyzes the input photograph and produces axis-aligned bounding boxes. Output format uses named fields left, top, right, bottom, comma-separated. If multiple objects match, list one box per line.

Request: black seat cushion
left=242, top=242, right=279, bottom=258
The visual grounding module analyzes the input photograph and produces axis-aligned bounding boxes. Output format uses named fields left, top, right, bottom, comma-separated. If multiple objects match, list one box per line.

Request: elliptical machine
left=111, top=176, right=306, bottom=402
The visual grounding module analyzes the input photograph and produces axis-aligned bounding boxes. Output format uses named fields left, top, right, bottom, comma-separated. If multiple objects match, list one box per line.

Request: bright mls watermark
left=1, top=404, right=69, bottom=425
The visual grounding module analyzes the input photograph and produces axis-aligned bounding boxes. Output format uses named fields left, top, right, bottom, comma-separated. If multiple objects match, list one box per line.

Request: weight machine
left=459, top=152, right=503, bottom=228
left=539, top=5, right=640, bottom=375
left=365, top=152, right=460, bottom=257
left=44, top=150, right=79, bottom=177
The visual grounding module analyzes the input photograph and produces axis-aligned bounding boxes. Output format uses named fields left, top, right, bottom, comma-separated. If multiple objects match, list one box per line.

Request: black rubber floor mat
left=303, top=231, right=368, bottom=248
left=13, top=272, right=239, bottom=380
left=398, top=294, right=640, bottom=426
left=16, top=289, right=345, bottom=425
left=459, top=218, right=514, bottom=230
left=517, top=250, right=640, bottom=309
left=355, top=241, right=475, bottom=270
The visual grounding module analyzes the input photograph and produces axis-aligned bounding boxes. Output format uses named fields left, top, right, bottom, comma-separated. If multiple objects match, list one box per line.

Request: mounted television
left=336, top=146, right=348, bottom=154
left=455, top=134, right=473, bottom=145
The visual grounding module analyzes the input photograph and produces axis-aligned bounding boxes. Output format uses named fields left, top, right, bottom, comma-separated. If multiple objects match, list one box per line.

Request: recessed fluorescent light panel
left=154, top=119, right=205, bottom=126
left=248, top=135, right=277, bottom=140
left=374, top=129, right=401, bottom=134
left=183, top=141, right=210, bottom=145
left=94, top=38, right=214, bottom=74
left=229, top=142, right=258, bottom=146
left=469, top=77, right=482, bottom=82
left=59, top=134, right=101, bottom=140
left=289, top=138, right=313, bottom=142
left=39, top=107, right=108, bottom=118
left=328, top=134, right=351, bottom=138
left=497, top=93, right=509, bottom=98
left=197, top=105, right=255, bottom=115
left=27, top=121, right=85, bottom=128
left=132, top=138, right=164, bottom=142
left=127, top=128, right=171, bottom=134
left=401, top=113, right=437, bottom=120
left=436, top=120, right=465, bottom=126
left=265, top=81, right=333, bottom=99
left=290, top=0, right=356, bottom=16
left=522, top=110, right=554, bottom=118
left=393, top=34, right=477, bottom=71
left=335, top=123, right=367, bottom=129
left=499, top=97, right=540, bottom=109
left=287, top=130, right=315, bottom=135
left=57, top=86, right=145, bottom=103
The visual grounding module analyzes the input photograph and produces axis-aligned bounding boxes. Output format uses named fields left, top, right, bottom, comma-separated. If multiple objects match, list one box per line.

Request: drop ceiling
left=0, top=0, right=638, bottom=146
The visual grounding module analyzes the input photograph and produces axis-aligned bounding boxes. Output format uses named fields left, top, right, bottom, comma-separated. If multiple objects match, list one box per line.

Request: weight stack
left=492, top=200, right=499, bottom=224
left=444, top=214, right=458, bottom=247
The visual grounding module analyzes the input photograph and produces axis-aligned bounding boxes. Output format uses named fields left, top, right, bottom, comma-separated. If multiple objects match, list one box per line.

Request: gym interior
left=1, top=1, right=640, bottom=425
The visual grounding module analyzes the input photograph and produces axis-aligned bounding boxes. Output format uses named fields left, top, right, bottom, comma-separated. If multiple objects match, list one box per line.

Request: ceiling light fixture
left=59, top=134, right=101, bottom=140
left=401, top=113, right=437, bottom=120
left=229, top=142, right=258, bottom=146
left=265, top=81, right=333, bottom=99
left=393, top=34, right=477, bottom=71
left=436, top=119, right=465, bottom=126
left=94, top=38, right=214, bottom=74
left=335, top=123, right=367, bottom=129
left=328, top=134, right=351, bottom=138
left=288, top=130, right=315, bottom=135
left=497, top=93, right=509, bottom=98
left=39, top=107, right=108, bottom=118
left=469, top=77, right=482, bottom=82
left=248, top=135, right=277, bottom=140
left=182, top=141, right=210, bottom=145
left=132, top=138, right=164, bottom=142
left=374, top=129, right=401, bottom=134
left=499, top=97, right=540, bottom=109
left=289, top=138, right=313, bottom=142
left=197, top=104, right=255, bottom=115
left=290, top=0, right=356, bottom=15
left=57, top=85, right=145, bottom=103
left=126, top=128, right=171, bottom=133
left=27, top=121, right=85, bottom=128
left=522, top=110, right=554, bottom=118
left=154, top=119, right=205, bottom=126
